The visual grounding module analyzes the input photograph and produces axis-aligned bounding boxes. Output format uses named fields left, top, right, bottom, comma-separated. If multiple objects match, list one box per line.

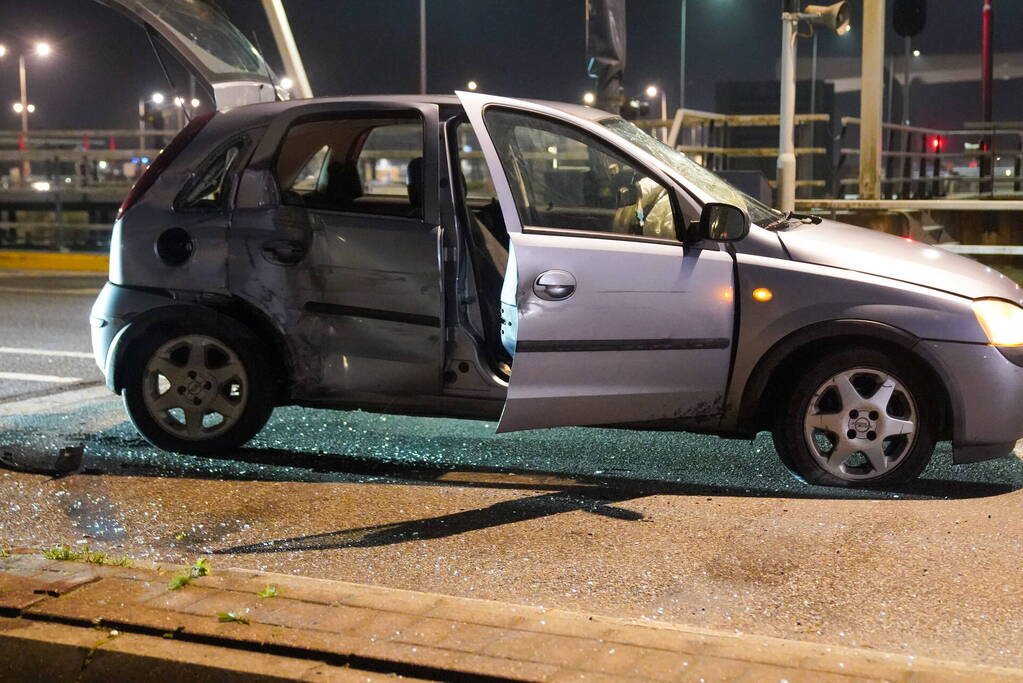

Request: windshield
left=601, top=117, right=783, bottom=226
left=135, top=0, right=271, bottom=78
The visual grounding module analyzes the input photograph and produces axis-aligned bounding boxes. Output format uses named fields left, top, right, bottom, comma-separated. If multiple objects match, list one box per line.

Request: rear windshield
left=136, top=0, right=270, bottom=78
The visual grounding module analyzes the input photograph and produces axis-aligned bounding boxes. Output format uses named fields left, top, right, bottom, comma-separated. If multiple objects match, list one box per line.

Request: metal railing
left=635, top=109, right=829, bottom=190
left=834, top=118, right=1023, bottom=199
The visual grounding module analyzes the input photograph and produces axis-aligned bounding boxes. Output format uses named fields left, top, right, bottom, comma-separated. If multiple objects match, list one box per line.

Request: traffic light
left=893, top=0, right=926, bottom=38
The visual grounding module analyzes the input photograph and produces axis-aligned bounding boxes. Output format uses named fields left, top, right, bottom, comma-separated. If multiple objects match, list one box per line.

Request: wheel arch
left=108, top=299, right=292, bottom=402
left=737, top=320, right=954, bottom=439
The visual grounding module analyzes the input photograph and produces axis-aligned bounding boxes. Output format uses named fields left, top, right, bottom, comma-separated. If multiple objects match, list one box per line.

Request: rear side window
left=275, top=115, right=424, bottom=218
left=176, top=141, right=244, bottom=210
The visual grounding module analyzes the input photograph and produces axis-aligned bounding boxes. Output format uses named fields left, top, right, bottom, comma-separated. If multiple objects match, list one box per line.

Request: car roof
left=214, top=93, right=617, bottom=127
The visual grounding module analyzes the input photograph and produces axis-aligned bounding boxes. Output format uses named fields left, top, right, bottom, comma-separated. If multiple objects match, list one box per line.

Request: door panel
left=290, top=210, right=443, bottom=396
left=456, top=91, right=736, bottom=432
left=499, top=231, right=734, bottom=432
left=228, top=103, right=444, bottom=401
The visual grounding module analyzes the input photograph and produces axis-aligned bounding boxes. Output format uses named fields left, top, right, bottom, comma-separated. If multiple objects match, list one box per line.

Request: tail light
left=117, top=111, right=217, bottom=219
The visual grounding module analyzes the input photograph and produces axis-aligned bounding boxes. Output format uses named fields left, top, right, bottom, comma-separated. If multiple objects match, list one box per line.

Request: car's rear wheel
left=772, top=348, right=936, bottom=487
left=122, top=322, right=274, bottom=455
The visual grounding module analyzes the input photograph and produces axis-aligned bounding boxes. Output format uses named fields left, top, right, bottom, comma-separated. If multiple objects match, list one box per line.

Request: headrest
left=323, top=161, right=362, bottom=209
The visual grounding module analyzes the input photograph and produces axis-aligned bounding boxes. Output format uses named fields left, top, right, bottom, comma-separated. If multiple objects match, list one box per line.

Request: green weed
left=191, top=557, right=210, bottom=577
left=256, top=585, right=278, bottom=599
left=43, top=544, right=83, bottom=561
left=217, top=611, right=250, bottom=625
left=167, top=574, right=193, bottom=591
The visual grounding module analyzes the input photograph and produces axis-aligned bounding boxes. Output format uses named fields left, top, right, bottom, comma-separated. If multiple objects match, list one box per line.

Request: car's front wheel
left=772, top=348, right=937, bottom=487
left=122, top=322, right=274, bottom=455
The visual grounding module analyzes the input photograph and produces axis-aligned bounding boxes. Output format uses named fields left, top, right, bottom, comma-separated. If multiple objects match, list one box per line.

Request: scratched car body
left=90, top=0, right=1023, bottom=487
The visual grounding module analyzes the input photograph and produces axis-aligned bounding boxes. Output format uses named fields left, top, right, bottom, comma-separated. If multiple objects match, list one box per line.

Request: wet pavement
left=1, top=271, right=1022, bottom=670
left=0, top=270, right=104, bottom=401
left=0, top=384, right=1022, bottom=671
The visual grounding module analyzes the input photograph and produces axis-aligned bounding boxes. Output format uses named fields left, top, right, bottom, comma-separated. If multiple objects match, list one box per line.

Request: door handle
left=262, top=239, right=306, bottom=265
left=533, top=270, right=576, bottom=301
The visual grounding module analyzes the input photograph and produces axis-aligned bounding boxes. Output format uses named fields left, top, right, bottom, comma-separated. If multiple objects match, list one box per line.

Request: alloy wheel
left=142, top=335, right=248, bottom=441
left=802, top=367, right=918, bottom=481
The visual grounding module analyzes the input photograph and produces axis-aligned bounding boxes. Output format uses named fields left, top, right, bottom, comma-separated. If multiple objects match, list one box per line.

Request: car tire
left=771, top=348, right=937, bottom=487
left=121, top=318, right=275, bottom=455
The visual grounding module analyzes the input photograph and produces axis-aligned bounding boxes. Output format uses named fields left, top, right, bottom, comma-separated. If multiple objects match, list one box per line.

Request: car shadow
left=14, top=404, right=1020, bottom=554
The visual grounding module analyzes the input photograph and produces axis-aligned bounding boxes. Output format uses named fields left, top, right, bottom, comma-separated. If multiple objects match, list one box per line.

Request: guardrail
left=834, top=118, right=1023, bottom=199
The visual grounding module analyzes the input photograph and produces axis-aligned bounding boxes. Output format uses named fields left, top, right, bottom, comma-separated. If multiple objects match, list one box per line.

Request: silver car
left=91, top=0, right=1023, bottom=487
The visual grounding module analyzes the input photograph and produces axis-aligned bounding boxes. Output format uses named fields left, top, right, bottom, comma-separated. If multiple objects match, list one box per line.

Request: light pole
left=1, top=41, right=52, bottom=185
left=679, top=0, right=687, bottom=112
left=419, top=0, right=427, bottom=94
left=777, top=2, right=849, bottom=212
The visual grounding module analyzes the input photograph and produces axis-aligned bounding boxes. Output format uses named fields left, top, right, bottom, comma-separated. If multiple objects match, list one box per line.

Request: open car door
left=456, top=91, right=737, bottom=433
left=93, top=0, right=278, bottom=110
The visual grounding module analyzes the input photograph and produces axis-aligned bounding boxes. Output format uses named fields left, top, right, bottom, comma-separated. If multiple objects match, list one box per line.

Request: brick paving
left=0, top=552, right=1020, bottom=681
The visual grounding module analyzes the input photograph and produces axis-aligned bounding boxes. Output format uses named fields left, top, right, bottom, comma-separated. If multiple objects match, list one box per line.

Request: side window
left=357, top=124, right=423, bottom=199
left=483, top=109, right=678, bottom=241
left=275, top=115, right=424, bottom=218
left=176, top=141, right=243, bottom=209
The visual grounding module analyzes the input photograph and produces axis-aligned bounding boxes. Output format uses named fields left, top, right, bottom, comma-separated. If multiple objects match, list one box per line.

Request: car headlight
left=972, top=299, right=1023, bottom=346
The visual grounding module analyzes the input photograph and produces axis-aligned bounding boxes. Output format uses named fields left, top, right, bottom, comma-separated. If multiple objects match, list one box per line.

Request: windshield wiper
left=764, top=211, right=824, bottom=230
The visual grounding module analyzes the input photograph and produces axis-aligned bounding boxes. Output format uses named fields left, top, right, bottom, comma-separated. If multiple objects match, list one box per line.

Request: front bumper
left=923, top=340, right=1023, bottom=463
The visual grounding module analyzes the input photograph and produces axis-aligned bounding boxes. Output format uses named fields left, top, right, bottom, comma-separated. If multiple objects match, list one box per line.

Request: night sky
left=0, top=0, right=1019, bottom=132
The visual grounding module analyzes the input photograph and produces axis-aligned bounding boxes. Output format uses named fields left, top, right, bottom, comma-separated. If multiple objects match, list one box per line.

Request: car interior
left=275, top=116, right=425, bottom=220
left=450, top=120, right=513, bottom=373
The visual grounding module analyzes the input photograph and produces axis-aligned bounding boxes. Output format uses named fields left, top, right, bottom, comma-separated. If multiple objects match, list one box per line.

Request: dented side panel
left=227, top=102, right=446, bottom=402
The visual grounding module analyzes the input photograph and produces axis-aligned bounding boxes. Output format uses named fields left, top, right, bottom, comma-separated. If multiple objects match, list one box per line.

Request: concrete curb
left=0, top=251, right=107, bottom=272
left=0, top=553, right=1020, bottom=682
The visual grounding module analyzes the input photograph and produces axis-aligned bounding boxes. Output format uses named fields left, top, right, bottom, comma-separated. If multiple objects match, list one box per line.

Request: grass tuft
left=256, top=585, right=279, bottom=599
left=43, top=544, right=83, bottom=561
left=167, top=574, right=192, bottom=591
left=191, top=557, right=210, bottom=578
left=217, top=611, right=250, bottom=625
left=42, top=544, right=133, bottom=567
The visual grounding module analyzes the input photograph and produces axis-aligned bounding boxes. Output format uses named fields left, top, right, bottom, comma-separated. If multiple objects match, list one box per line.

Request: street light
left=0, top=41, right=53, bottom=185
left=777, top=1, right=850, bottom=213
left=151, top=92, right=165, bottom=105
left=582, top=92, right=596, bottom=106
left=644, top=84, right=668, bottom=142
left=466, top=80, right=478, bottom=91
left=190, top=97, right=201, bottom=108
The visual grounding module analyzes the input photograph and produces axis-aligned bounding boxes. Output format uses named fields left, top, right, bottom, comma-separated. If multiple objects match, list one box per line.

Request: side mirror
left=693, top=202, right=750, bottom=243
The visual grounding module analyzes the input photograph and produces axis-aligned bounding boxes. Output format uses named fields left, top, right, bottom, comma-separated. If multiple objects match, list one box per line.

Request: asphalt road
left=1, top=271, right=1022, bottom=671
left=0, top=270, right=105, bottom=401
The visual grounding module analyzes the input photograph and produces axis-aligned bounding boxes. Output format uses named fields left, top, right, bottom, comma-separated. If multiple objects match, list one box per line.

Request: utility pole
left=679, top=0, right=687, bottom=111
left=980, top=0, right=993, bottom=194
left=261, top=0, right=313, bottom=98
left=858, top=0, right=886, bottom=200
left=18, top=55, right=29, bottom=185
left=419, top=0, right=427, bottom=94
left=777, top=0, right=799, bottom=213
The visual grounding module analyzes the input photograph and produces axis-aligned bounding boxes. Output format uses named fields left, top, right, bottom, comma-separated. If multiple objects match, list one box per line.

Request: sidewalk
left=0, top=552, right=1019, bottom=682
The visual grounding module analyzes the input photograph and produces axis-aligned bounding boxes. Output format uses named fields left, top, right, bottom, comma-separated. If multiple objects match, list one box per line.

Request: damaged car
left=91, top=0, right=1023, bottom=487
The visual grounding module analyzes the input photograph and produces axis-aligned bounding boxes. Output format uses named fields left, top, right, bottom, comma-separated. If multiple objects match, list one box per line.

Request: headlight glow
left=972, top=299, right=1023, bottom=346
